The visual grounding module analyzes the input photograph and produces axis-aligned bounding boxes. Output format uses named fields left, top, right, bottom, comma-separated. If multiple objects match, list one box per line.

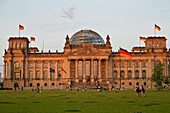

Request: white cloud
left=60, top=6, right=75, bottom=19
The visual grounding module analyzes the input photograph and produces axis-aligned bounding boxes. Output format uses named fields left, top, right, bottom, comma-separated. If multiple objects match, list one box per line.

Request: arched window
left=14, top=62, right=20, bottom=68
left=29, top=71, right=33, bottom=80
left=136, top=82, right=139, bottom=85
left=142, top=70, right=146, bottom=79
left=29, top=83, right=32, bottom=87
left=20, top=43, right=23, bottom=48
left=37, top=83, right=40, bottom=86
left=43, top=71, right=48, bottom=80
left=15, top=43, right=18, bottom=48
left=11, top=43, right=14, bottom=48
left=36, top=71, right=41, bottom=80
left=113, top=71, right=117, bottom=80
left=44, top=83, right=47, bottom=86
left=50, top=72, right=55, bottom=80
left=121, top=71, right=125, bottom=80
left=127, top=70, right=132, bottom=79
left=135, top=70, right=139, bottom=79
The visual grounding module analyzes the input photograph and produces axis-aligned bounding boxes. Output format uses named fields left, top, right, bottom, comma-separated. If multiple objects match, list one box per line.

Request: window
left=121, top=71, right=125, bottom=80
left=44, top=83, right=47, bottom=86
left=59, top=63, right=62, bottom=68
left=156, top=43, right=158, bottom=47
left=152, top=43, right=154, bottom=47
left=136, top=82, right=139, bottom=85
left=122, top=82, right=125, bottom=85
left=129, top=82, right=132, bottom=85
left=113, top=71, right=117, bottom=80
left=15, top=43, right=18, bottom=48
left=135, top=62, right=139, bottom=67
left=160, top=43, right=162, bottom=47
left=127, top=70, right=132, bottom=79
left=11, top=43, right=13, bottom=48
left=121, top=63, right=124, bottom=67
left=144, top=82, right=146, bottom=86
left=142, top=62, right=146, bottom=67
left=37, top=83, right=40, bottom=86
left=44, top=62, right=48, bottom=67
left=14, top=62, right=20, bottom=68
left=29, top=71, right=33, bottom=80
left=36, top=63, right=41, bottom=68
left=51, top=63, right=55, bottom=68
left=29, top=63, right=33, bottom=68
left=43, top=71, right=48, bottom=80
left=20, top=43, right=23, bottom=48
left=135, top=70, right=139, bottom=79
left=128, top=62, right=131, bottom=67
left=142, top=70, right=146, bottom=79
left=50, top=72, right=55, bottom=80
left=113, top=63, right=117, bottom=67
left=29, top=83, right=32, bottom=87
left=52, top=83, right=55, bottom=86
left=36, top=71, right=40, bottom=80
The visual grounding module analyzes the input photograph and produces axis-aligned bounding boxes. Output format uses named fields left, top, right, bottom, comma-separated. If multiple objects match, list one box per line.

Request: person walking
left=136, top=85, right=140, bottom=97
left=141, top=85, right=145, bottom=97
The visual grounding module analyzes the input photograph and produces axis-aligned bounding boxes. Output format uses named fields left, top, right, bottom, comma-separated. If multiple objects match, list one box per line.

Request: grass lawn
left=0, top=89, right=170, bottom=113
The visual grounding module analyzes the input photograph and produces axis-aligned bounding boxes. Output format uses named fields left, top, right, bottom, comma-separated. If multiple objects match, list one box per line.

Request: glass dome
left=70, top=30, right=105, bottom=45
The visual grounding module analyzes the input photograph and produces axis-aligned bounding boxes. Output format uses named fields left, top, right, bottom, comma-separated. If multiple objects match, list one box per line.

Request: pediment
left=67, top=46, right=110, bottom=56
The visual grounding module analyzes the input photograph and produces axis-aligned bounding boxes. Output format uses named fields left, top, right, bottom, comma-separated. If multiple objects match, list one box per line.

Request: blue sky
left=0, top=0, right=170, bottom=76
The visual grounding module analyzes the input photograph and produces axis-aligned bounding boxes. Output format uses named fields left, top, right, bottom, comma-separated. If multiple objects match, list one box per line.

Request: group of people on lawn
left=136, top=85, right=145, bottom=97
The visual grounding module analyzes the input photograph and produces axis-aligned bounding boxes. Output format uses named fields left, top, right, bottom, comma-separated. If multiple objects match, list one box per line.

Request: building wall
left=3, top=36, right=170, bottom=89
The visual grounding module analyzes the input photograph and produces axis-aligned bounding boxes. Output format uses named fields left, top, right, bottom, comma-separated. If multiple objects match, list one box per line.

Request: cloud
left=60, top=6, right=75, bottom=19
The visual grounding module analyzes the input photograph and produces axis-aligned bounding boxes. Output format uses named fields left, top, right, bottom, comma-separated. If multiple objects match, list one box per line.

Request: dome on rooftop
left=70, top=30, right=105, bottom=45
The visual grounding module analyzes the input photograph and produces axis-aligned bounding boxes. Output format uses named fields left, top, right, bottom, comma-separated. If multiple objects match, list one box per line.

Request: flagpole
left=154, top=25, right=156, bottom=37
left=19, top=29, right=20, bottom=37
left=119, top=47, right=121, bottom=89
left=43, top=39, right=44, bottom=51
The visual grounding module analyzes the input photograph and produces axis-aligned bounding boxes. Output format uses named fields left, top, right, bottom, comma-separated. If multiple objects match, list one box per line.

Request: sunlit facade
left=3, top=30, right=170, bottom=89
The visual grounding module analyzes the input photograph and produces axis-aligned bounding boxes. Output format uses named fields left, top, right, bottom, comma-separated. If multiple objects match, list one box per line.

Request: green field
left=0, top=89, right=170, bottom=113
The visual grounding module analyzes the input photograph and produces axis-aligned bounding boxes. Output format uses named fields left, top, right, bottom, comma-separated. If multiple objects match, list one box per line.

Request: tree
left=164, top=77, right=169, bottom=85
left=151, top=62, right=164, bottom=89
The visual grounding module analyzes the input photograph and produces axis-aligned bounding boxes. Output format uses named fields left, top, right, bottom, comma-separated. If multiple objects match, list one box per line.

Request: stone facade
left=3, top=30, right=170, bottom=89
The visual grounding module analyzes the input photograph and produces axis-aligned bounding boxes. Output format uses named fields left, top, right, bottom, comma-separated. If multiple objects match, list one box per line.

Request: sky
left=0, top=0, right=170, bottom=77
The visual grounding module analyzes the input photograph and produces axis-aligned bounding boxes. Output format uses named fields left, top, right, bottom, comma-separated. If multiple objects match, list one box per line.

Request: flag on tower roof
left=19, top=25, right=24, bottom=30
left=120, top=47, right=132, bottom=59
left=155, top=24, right=161, bottom=31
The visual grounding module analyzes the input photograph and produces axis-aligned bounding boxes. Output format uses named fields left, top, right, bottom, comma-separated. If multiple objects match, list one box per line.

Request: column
left=25, top=58, right=28, bottom=81
left=48, top=61, right=51, bottom=80
left=7, top=61, right=11, bottom=79
left=91, top=59, right=94, bottom=82
left=98, top=59, right=102, bottom=82
left=83, top=59, right=86, bottom=82
left=140, top=60, right=142, bottom=79
left=33, top=61, right=36, bottom=80
left=4, top=61, right=6, bottom=79
left=48, top=60, right=51, bottom=89
left=21, top=60, right=23, bottom=80
left=75, top=59, right=79, bottom=82
left=126, top=60, right=128, bottom=79
left=105, top=59, right=109, bottom=83
left=41, top=60, right=43, bottom=80
left=55, top=60, right=58, bottom=80
left=133, top=61, right=135, bottom=79
left=55, top=60, right=58, bottom=88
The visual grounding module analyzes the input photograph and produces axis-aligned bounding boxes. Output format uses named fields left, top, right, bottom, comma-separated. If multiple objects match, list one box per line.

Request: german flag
left=19, top=25, right=24, bottom=30
left=61, top=68, right=66, bottom=73
left=155, top=24, right=161, bottom=31
left=140, top=37, right=146, bottom=41
left=120, top=48, right=132, bottom=59
left=30, top=37, right=35, bottom=41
